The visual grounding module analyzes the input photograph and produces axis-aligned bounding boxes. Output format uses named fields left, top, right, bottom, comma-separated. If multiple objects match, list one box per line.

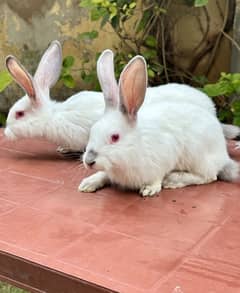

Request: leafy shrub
left=60, top=56, right=76, bottom=88
left=72, top=0, right=210, bottom=90
left=61, top=0, right=240, bottom=126
left=0, top=71, right=12, bottom=92
left=202, top=73, right=240, bottom=126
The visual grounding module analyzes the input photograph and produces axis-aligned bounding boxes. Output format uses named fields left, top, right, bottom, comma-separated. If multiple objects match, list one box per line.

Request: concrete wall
left=0, top=0, right=232, bottom=112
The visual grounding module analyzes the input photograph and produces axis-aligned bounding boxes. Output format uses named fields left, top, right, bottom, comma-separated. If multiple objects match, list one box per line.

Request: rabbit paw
left=78, top=177, right=100, bottom=193
left=57, top=146, right=83, bottom=160
left=78, top=172, right=109, bottom=193
left=140, top=182, right=162, bottom=197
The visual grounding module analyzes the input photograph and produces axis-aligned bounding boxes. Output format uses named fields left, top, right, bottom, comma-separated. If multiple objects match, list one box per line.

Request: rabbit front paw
left=139, top=182, right=162, bottom=197
left=78, top=172, right=109, bottom=193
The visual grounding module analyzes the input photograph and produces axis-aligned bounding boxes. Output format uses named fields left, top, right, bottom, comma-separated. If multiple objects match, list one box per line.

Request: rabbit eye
left=110, top=133, right=120, bottom=144
left=15, top=111, right=25, bottom=119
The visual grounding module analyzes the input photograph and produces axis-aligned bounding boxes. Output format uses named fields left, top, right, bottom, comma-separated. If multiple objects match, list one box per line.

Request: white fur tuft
left=218, top=159, right=240, bottom=182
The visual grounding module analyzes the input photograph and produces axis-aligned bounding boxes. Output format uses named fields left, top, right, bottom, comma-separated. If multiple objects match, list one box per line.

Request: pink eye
left=110, top=134, right=120, bottom=144
left=15, top=111, right=25, bottom=119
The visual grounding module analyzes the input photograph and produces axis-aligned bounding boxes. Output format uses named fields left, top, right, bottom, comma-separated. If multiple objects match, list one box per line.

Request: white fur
left=5, top=91, right=104, bottom=151
left=79, top=56, right=239, bottom=196
left=144, top=83, right=216, bottom=114
left=145, top=84, right=240, bottom=141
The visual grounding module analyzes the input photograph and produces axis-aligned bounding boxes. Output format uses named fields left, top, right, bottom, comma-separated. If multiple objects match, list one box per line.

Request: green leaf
left=137, top=10, right=151, bottom=33
left=91, top=7, right=105, bottom=21
left=218, top=108, right=233, bottom=122
left=192, top=75, right=208, bottom=86
left=147, top=68, right=155, bottom=78
left=145, top=35, right=157, bottom=48
left=63, top=56, right=75, bottom=68
left=78, top=30, right=99, bottom=40
left=231, top=100, right=240, bottom=113
left=110, top=15, right=120, bottom=29
left=82, top=72, right=96, bottom=83
left=62, top=75, right=75, bottom=88
left=129, top=2, right=136, bottom=9
left=194, top=0, right=208, bottom=7
left=109, top=5, right=118, bottom=19
left=0, top=71, right=12, bottom=92
left=79, top=0, right=94, bottom=8
left=100, top=12, right=110, bottom=27
left=202, top=83, right=231, bottom=97
left=149, top=62, right=163, bottom=73
left=142, top=50, right=157, bottom=59
left=233, top=115, right=240, bottom=126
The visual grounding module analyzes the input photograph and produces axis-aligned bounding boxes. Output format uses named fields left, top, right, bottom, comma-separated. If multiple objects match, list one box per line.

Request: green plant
left=0, top=71, right=12, bottom=126
left=0, top=71, right=12, bottom=92
left=63, top=0, right=240, bottom=126
left=76, top=0, right=211, bottom=89
left=202, top=73, right=240, bottom=126
left=60, top=56, right=76, bottom=88
left=78, top=0, right=167, bottom=86
left=185, top=0, right=209, bottom=7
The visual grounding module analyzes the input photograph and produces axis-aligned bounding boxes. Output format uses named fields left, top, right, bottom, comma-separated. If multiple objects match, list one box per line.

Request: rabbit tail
left=218, top=159, right=240, bottom=182
left=222, top=124, right=240, bottom=140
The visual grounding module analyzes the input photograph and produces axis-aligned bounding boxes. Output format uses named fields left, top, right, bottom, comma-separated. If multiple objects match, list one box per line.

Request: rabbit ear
left=6, top=55, right=36, bottom=101
left=97, top=49, right=118, bottom=109
left=34, top=40, right=62, bottom=93
left=119, top=56, right=147, bottom=121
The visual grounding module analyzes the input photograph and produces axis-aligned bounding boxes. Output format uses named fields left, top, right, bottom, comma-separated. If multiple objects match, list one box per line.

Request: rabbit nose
left=85, top=150, right=97, bottom=167
left=87, top=160, right=96, bottom=167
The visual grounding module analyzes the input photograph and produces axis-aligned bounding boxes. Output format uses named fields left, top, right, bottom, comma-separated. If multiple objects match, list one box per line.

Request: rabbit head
left=4, top=40, right=62, bottom=140
left=83, top=51, right=147, bottom=174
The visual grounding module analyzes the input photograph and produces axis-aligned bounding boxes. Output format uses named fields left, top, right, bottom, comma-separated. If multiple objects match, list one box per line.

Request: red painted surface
left=0, top=131, right=239, bottom=293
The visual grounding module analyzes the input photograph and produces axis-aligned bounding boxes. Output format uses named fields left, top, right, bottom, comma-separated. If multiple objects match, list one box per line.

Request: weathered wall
left=0, top=0, right=233, bottom=112
left=0, top=0, right=119, bottom=111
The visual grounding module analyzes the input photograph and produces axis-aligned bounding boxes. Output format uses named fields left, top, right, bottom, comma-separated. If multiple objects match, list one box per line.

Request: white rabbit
left=4, top=40, right=105, bottom=155
left=97, top=50, right=240, bottom=141
left=79, top=55, right=239, bottom=196
left=5, top=43, right=240, bottom=157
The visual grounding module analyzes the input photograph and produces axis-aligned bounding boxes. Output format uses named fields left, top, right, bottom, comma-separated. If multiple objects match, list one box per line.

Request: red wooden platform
left=0, top=130, right=239, bottom=293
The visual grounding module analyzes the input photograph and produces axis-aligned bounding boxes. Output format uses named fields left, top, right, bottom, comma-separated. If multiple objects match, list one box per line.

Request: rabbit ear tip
left=104, top=49, right=113, bottom=54
left=101, top=49, right=114, bottom=59
left=5, top=55, right=19, bottom=68
left=6, top=55, right=15, bottom=63
left=49, top=40, right=62, bottom=50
